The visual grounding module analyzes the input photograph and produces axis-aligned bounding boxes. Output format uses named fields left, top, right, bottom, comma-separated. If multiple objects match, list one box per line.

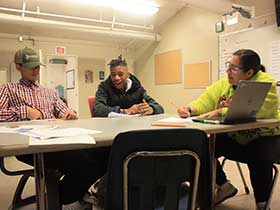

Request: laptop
left=193, top=80, right=272, bottom=124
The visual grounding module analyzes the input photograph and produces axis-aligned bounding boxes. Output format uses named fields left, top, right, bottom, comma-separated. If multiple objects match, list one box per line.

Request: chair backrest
left=88, top=96, right=95, bottom=117
left=104, top=129, right=211, bottom=210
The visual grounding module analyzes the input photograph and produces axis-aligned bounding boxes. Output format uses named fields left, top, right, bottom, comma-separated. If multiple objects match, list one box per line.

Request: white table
left=1, top=114, right=279, bottom=210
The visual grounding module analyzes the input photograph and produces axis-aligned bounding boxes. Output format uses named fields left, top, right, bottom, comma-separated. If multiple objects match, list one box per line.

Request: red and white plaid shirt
left=0, top=79, right=69, bottom=122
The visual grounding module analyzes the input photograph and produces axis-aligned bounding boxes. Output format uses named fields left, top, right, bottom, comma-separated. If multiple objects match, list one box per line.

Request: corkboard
left=184, top=61, right=211, bottom=88
left=155, top=50, right=181, bottom=84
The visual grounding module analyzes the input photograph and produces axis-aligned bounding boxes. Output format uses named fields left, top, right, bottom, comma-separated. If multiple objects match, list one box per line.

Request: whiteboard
left=219, top=24, right=280, bottom=85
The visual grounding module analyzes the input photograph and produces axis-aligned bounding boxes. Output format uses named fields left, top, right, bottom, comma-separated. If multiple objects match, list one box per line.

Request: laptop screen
left=193, top=80, right=272, bottom=124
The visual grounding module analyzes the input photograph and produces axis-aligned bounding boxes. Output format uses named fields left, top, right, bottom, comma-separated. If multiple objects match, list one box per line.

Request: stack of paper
left=29, top=135, right=96, bottom=146
left=0, top=126, right=101, bottom=147
left=157, top=117, right=194, bottom=123
left=108, top=112, right=141, bottom=118
left=20, top=128, right=101, bottom=146
left=151, top=117, right=195, bottom=127
left=22, top=127, right=100, bottom=140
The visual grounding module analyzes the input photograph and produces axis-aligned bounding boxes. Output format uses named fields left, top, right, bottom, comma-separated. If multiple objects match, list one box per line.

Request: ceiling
left=0, top=0, right=272, bottom=49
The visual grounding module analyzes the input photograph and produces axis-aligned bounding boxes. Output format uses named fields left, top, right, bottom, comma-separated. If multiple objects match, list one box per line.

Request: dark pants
left=17, top=147, right=111, bottom=205
left=215, top=134, right=273, bottom=202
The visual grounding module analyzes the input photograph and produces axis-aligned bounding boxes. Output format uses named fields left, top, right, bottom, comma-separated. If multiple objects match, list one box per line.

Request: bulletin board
left=184, top=61, right=211, bottom=88
left=154, top=50, right=181, bottom=84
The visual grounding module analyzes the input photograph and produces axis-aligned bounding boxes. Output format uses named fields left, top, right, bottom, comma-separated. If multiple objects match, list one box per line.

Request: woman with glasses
left=177, top=49, right=280, bottom=210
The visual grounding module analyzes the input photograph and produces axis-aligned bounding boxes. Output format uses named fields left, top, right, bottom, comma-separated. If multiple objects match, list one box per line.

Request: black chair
left=220, top=135, right=280, bottom=210
left=0, top=156, right=61, bottom=210
left=104, top=129, right=211, bottom=210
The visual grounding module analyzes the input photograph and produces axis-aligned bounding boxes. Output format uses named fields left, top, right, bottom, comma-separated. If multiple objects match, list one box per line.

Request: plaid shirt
left=0, top=79, right=69, bottom=122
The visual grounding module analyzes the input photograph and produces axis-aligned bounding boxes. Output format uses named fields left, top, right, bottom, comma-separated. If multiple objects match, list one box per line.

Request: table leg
left=33, top=153, right=46, bottom=210
left=209, top=134, right=216, bottom=210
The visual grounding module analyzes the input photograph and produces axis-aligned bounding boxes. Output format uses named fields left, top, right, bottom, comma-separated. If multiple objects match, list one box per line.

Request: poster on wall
left=55, top=46, right=66, bottom=55
left=84, top=70, right=93, bottom=83
left=99, top=71, right=105, bottom=80
left=66, top=69, right=75, bottom=89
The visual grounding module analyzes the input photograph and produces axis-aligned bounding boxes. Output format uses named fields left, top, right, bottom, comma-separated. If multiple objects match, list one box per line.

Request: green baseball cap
left=14, top=47, right=45, bottom=68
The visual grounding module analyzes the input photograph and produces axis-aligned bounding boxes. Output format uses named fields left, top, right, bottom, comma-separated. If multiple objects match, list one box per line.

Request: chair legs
left=264, top=164, right=279, bottom=210
left=8, top=173, right=36, bottom=210
left=235, top=162, right=250, bottom=194
left=221, top=158, right=250, bottom=194
left=7, top=170, right=61, bottom=210
left=222, top=158, right=279, bottom=210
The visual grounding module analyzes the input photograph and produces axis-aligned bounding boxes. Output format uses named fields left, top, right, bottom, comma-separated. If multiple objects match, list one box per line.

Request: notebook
left=193, top=80, right=272, bottom=124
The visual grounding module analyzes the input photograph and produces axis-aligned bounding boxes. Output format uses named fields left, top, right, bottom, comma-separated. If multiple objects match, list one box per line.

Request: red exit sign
left=55, top=46, right=66, bottom=55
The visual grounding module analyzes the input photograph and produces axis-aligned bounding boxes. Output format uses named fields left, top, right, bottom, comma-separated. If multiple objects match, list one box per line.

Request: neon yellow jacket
left=189, top=71, right=280, bottom=144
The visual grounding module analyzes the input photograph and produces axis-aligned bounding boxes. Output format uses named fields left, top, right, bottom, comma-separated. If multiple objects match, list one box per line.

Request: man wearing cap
left=0, top=47, right=107, bottom=210
left=0, top=47, right=77, bottom=121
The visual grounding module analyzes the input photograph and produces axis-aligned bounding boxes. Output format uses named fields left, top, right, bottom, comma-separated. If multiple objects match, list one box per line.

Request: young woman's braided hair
left=108, top=55, right=127, bottom=70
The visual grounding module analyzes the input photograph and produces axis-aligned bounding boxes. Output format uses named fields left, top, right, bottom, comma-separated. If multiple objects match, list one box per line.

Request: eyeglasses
left=225, top=62, right=243, bottom=71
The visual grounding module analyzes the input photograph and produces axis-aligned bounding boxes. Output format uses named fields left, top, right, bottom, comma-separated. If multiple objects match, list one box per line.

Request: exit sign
left=55, top=46, right=66, bottom=55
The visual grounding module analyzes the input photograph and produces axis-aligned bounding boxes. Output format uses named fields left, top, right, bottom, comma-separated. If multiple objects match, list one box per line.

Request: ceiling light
left=112, top=1, right=159, bottom=15
left=77, top=0, right=110, bottom=7
left=71, top=0, right=159, bottom=15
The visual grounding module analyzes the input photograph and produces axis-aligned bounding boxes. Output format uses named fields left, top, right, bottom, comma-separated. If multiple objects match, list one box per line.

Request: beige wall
left=0, top=50, right=15, bottom=82
left=135, top=6, right=220, bottom=114
left=78, top=58, right=105, bottom=118
left=0, top=34, right=136, bottom=117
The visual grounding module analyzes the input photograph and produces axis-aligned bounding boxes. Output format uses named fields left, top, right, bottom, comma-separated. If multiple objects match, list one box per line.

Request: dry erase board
left=219, top=24, right=280, bottom=86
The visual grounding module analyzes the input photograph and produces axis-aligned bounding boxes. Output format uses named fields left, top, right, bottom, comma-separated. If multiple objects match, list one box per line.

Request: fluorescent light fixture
left=77, top=0, right=110, bottom=6
left=112, top=1, right=159, bottom=15
left=71, top=0, right=159, bottom=15
left=226, top=12, right=238, bottom=25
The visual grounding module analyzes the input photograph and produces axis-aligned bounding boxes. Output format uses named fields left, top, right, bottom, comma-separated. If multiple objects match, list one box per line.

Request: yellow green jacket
left=189, top=71, right=280, bottom=144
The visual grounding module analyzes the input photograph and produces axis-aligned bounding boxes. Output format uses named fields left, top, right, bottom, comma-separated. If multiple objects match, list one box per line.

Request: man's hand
left=62, top=110, right=78, bottom=120
left=137, top=99, right=153, bottom=115
left=177, top=106, right=191, bottom=118
left=197, top=108, right=222, bottom=119
left=126, top=104, right=139, bottom=115
left=27, top=106, right=43, bottom=120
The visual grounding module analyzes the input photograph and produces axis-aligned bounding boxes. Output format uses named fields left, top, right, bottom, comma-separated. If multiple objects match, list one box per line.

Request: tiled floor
left=0, top=157, right=279, bottom=210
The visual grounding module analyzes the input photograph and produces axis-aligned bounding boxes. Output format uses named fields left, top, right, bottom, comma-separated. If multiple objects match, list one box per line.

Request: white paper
left=157, top=117, right=195, bottom=123
left=0, top=126, right=18, bottom=133
left=21, top=127, right=102, bottom=140
left=1, top=124, right=59, bottom=133
left=0, top=126, right=100, bottom=147
left=108, top=112, right=141, bottom=118
left=29, top=134, right=96, bottom=146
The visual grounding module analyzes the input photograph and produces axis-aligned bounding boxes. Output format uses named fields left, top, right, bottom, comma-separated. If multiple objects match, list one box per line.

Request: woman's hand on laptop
left=197, top=108, right=222, bottom=119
